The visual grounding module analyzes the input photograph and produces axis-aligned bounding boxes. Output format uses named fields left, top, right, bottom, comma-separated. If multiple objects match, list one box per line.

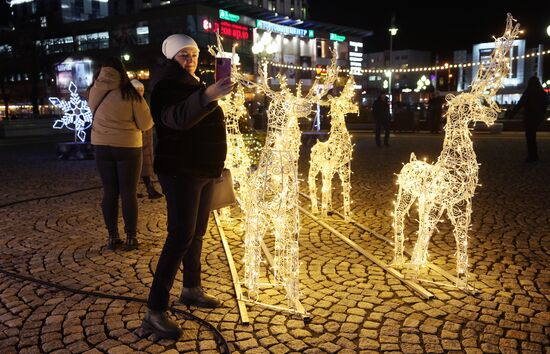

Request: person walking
left=373, top=93, right=391, bottom=146
left=89, top=57, right=154, bottom=250
left=141, top=34, right=232, bottom=340
left=509, top=76, right=549, bottom=162
left=428, top=95, right=444, bottom=134
left=131, top=79, right=163, bottom=199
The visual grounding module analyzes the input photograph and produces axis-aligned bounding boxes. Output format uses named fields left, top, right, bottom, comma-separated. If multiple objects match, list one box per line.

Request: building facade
left=0, top=0, right=371, bottom=120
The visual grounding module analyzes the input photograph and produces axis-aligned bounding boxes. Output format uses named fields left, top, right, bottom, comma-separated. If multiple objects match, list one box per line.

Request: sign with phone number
left=202, top=19, right=251, bottom=41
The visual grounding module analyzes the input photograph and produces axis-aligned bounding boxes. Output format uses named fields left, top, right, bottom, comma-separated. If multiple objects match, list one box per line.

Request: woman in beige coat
left=89, top=57, right=154, bottom=250
left=130, top=79, right=163, bottom=199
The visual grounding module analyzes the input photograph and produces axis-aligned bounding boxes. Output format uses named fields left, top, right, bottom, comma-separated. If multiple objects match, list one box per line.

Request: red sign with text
left=203, top=19, right=250, bottom=41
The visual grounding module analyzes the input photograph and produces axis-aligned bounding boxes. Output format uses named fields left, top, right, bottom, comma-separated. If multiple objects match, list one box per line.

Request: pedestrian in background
left=373, top=93, right=391, bottom=147
left=131, top=79, right=163, bottom=199
left=89, top=57, right=154, bottom=250
left=428, top=94, right=444, bottom=134
left=508, top=76, right=549, bottom=162
left=141, top=34, right=232, bottom=340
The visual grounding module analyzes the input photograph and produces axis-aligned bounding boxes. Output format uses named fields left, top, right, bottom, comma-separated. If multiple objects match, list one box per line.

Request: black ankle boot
left=124, top=231, right=139, bottom=250
left=179, top=286, right=221, bottom=308
left=141, top=310, right=182, bottom=340
left=107, top=229, right=123, bottom=250
left=146, top=183, right=163, bottom=199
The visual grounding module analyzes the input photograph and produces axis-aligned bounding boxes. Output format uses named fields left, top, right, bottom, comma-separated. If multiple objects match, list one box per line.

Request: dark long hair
left=91, top=57, right=142, bottom=102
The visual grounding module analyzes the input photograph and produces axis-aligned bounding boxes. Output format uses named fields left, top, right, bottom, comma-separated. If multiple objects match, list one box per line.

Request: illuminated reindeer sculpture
left=208, top=41, right=253, bottom=220
left=392, top=15, right=519, bottom=285
left=308, top=75, right=358, bottom=219
left=217, top=83, right=253, bottom=219
left=233, top=56, right=338, bottom=309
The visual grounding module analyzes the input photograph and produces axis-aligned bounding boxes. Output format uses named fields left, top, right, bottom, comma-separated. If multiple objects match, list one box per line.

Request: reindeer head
left=328, top=76, right=359, bottom=119
left=446, top=14, right=519, bottom=128
left=444, top=92, right=498, bottom=128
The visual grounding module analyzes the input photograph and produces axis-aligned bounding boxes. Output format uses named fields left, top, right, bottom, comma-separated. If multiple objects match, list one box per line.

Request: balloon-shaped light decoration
left=49, top=82, right=93, bottom=142
left=308, top=75, right=358, bottom=219
left=233, top=52, right=338, bottom=309
left=392, top=14, right=520, bottom=286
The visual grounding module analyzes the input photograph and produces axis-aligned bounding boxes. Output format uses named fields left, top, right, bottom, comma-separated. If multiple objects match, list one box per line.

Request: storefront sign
left=256, top=19, right=308, bottom=37
left=330, top=33, right=346, bottom=42
left=219, top=21, right=250, bottom=40
left=219, top=9, right=240, bottom=23
left=203, top=19, right=250, bottom=41
left=349, top=40, right=363, bottom=76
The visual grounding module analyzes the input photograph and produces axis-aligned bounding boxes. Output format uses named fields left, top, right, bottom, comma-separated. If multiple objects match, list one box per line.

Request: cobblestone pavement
left=0, top=132, right=549, bottom=353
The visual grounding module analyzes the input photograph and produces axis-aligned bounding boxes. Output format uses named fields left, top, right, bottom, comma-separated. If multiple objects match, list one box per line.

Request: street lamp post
left=388, top=22, right=398, bottom=116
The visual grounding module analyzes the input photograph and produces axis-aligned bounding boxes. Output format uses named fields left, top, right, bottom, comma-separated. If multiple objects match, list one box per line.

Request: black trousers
left=147, top=173, right=215, bottom=311
left=375, top=120, right=390, bottom=146
left=95, top=145, right=142, bottom=234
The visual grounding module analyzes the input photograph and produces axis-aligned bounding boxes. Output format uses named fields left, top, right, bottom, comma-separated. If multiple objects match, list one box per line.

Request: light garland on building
left=261, top=49, right=548, bottom=75
left=49, top=81, right=93, bottom=142
left=392, top=14, right=520, bottom=287
left=233, top=53, right=338, bottom=309
left=308, top=75, right=358, bottom=219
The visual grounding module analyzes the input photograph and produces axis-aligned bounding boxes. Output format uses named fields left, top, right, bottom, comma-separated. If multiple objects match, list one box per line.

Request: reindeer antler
left=305, top=48, right=339, bottom=102
left=471, top=13, right=520, bottom=97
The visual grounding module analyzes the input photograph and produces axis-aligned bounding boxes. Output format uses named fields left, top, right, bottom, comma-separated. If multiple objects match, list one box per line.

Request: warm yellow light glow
left=217, top=83, right=253, bottom=220
left=392, top=14, right=520, bottom=287
left=309, top=76, right=358, bottom=219
left=232, top=52, right=338, bottom=308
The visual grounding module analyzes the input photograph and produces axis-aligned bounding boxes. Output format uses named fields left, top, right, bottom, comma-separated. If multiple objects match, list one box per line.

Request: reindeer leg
left=308, top=165, right=320, bottom=214
left=338, top=163, right=352, bottom=220
left=321, top=170, right=333, bottom=217
left=447, top=199, right=472, bottom=289
left=393, top=186, right=415, bottom=266
left=243, top=199, right=267, bottom=300
left=411, top=201, right=445, bottom=274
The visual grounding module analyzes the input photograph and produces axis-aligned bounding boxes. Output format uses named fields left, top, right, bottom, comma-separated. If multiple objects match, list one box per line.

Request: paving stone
left=0, top=134, right=548, bottom=353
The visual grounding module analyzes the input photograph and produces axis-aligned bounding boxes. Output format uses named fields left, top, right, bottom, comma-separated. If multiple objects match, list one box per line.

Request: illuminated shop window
left=36, top=36, right=74, bottom=54
left=76, top=32, right=109, bottom=51
left=136, top=26, right=150, bottom=45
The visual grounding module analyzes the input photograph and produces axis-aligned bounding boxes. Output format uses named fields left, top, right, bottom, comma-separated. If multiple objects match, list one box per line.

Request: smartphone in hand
left=215, top=57, right=231, bottom=82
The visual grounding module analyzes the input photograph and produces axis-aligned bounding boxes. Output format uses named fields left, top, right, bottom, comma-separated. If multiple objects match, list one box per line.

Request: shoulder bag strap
left=92, top=90, right=112, bottom=119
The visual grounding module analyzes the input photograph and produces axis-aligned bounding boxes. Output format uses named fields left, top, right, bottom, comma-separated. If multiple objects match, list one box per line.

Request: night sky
left=309, top=0, right=549, bottom=59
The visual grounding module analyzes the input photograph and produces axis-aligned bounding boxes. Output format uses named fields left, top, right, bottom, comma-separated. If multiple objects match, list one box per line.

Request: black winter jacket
left=150, top=60, right=227, bottom=178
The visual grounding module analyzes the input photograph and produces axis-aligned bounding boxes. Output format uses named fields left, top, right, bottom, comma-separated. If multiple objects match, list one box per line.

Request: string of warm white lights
left=392, top=14, right=520, bottom=288
left=233, top=53, right=338, bottom=309
left=308, top=75, right=358, bottom=219
left=217, top=83, right=253, bottom=221
left=209, top=31, right=254, bottom=223
left=261, top=49, right=548, bottom=74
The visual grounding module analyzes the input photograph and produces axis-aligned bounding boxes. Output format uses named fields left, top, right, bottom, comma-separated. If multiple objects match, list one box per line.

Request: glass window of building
left=36, top=36, right=74, bottom=54
left=61, top=0, right=108, bottom=23
left=136, top=25, right=149, bottom=45
left=76, top=32, right=109, bottom=51
left=0, top=45, right=13, bottom=55
left=267, top=0, right=275, bottom=11
left=257, top=0, right=263, bottom=8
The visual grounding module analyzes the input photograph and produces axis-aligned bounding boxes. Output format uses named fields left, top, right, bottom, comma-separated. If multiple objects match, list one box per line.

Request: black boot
left=141, top=309, right=182, bottom=340
left=124, top=231, right=139, bottom=251
left=107, top=229, right=123, bottom=250
left=146, top=183, right=163, bottom=199
left=143, top=177, right=163, bottom=199
left=178, top=286, right=221, bottom=308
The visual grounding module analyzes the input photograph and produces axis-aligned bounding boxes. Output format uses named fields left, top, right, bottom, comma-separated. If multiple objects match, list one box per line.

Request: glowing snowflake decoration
left=49, top=81, right=93, bottom=142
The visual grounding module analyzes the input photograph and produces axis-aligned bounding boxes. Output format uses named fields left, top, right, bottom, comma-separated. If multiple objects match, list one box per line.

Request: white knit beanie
left=162, top=34, right=199, bottom=59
